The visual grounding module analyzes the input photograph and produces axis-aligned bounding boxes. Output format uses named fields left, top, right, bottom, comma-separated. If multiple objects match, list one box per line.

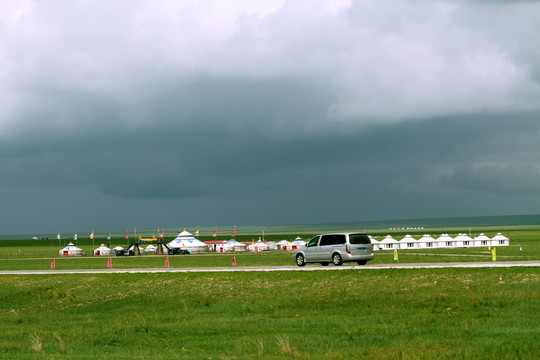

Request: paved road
left=1, top=261, right=539, bottom=275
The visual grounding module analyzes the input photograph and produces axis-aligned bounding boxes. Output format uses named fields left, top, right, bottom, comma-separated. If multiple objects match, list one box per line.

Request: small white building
left=454, top=233, right=473, bottom=247
left=418, top=234, right=437, bottom=249
left=59, top=243, right=84, bottom=256
left=380, top=235, right=399, bottom=250
left=369, top=236, right=380, bottom=251
left=217, top=240, right=247, bottom=252
left=248, top=241, right=269, bottom=252
left=288, top=237, right=306, bottom=251
left=491, top=233, right=510, bottom=246
left=276, top=240, right=290, bottom=250
left=94, top=244, right=112, bottom=256
left=399, top=235, right=418, bottom=249
left=474, top=233, right=491, bottom=247
left=436, top=234, right=454, bottom=248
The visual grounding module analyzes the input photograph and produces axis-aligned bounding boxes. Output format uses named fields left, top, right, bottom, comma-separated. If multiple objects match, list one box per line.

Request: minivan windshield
left=349, top=234, right=371, bottom=245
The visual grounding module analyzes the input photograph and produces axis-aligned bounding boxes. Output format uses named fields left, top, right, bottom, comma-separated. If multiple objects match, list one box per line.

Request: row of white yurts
left=372, top=233, right=510, bottom=250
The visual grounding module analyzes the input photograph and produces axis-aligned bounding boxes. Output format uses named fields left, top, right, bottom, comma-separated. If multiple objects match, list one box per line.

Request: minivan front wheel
left=332, top=253, right=343, bottom=266
left=296, top=254, right=306, bottom=267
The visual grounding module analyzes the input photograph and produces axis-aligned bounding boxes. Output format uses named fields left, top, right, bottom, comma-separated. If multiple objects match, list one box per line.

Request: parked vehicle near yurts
left=292, top=233, right=374, bottom=266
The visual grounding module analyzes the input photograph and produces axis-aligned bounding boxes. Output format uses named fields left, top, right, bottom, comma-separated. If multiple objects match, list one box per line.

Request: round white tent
left=380, top=235, right=399, bottom=250
left=288, top=237, right=306, bottom=251
left=248, top=241, right=269, bottom=252
left=491, top=233, right=510, bottom=246
left=144, top=244, right=157, bottom=253
left=454, top=233, right=473, bottom=247
left=474, top=233, right=491, bottom=247
left=369, top=236, right=380, bottom=251
left=399, top=235, right=418, bottom=250
left=59, top=243, right=84, bottom=256
left=219, top=240, right=247, bottom=252
left=94, top=244, right=112, bottom=256
left=276, top=240, right=290, bottom=250
left=418, top=234, right=437, bottom=249
left=168, top=230, right=209, bottom=253
left=436, top=234, right=454, bottom=248
left=112, top=246, right=124, bottom=254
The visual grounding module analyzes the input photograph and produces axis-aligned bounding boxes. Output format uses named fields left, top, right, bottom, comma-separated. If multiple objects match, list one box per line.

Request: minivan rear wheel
left=296, top=254, right=306, bottom=267
left=357, top=260, right=367, bottom=265
left=320, top=262, right=329, bottom=266
left=332, top=253, right=343, bottom=266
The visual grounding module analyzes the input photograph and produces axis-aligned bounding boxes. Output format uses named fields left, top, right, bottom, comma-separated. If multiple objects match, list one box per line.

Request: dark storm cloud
left=1, top=0, right=540, bottom=234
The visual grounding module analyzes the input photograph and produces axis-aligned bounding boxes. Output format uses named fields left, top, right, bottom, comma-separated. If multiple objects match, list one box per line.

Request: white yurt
left=491, top=233, right=510, bottom=246
left=94, top=244, right=112, bottom=256
left=220, top=240, right=248, bottom=252
left=454, top=233, right=473, bottom=247
left=399, top=235, right=418, bottom=250
left=112, top=246, right=124, bottom=254
left=369, top=236, right=380, bottom=251
left=288, top=237, right=306, bottom=251
left=380, top=235, right=399, bottom=250
left=474, top=233, right=491, bottom=247
left=265, top=241, right=277, bottom=250
left=276, top=240, right=290, bottom=250
left=436, top=234, right=454, bottom=248
left=59, top=243, right=84, bottom=256
left=418, top=234, right=437, bottom=249
left=144, top=244, right=157, bottom=253
left=248, top=241, right=269, bottom=252
left=168, top=230, right=209, bottom=253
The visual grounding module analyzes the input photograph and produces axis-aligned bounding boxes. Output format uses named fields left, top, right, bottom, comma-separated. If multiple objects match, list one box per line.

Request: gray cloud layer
left=1, top=0, right=539, bottom=233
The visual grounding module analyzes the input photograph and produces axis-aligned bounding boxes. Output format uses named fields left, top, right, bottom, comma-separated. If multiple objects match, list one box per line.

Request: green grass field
left=0, top=226, right=539, bottom=359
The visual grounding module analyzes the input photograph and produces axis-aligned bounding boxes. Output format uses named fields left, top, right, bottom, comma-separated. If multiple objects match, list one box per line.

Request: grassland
left=0, top=226, right=539, bottom=359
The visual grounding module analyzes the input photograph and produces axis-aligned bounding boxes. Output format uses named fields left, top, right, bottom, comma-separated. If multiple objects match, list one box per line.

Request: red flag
left=232, top=229, right=235, bottom=237
left=212, top=231, right=216, bottom=238
left=51, top=259, right=55, bottom=269
left=165, top=257, right=169, bottom=268
left=125, top=232, right=129, bottom=240
left=90, top=232, right=94, bottom=240
left=159, top=231, right=163, bottom=239
left=107, top=257, right=112, bottom=268
left=232, top=257, right=236, bottom=267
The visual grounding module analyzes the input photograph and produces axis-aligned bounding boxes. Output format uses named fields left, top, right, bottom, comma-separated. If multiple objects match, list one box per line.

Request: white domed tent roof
left=94, top=244, right=112, bottom=256
left=145, top=244, right=157, bottom=253
left=418, top=234, right=436, bottom=242
left=436, top=234, right=453, bottom=242
left=248, top=240, right=269, bottom=252
left=60, top=243, right=84, bottom=256
left=492, top=233, right=509, bottom=241
left=223, top=240, right=247, bottom=251
left=380, top=235, right=398, bottom=243
left=168, top=231, right=209, bottom=253
left=291, top=237, right=306, bottom=246
left=399, top=235, right=416, bottom=243
left=476, top=233, right=491, bottom=241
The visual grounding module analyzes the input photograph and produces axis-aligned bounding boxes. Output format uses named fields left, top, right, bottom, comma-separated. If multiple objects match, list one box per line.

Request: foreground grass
left=1, top=268, right=539, bottom=359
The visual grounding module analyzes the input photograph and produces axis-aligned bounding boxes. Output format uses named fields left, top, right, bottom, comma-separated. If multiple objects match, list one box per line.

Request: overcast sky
left=1, top=0, right=539, bottom=235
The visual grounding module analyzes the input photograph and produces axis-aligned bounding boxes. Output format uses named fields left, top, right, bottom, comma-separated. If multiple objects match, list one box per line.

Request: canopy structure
left=418, top=234, right=437, bottom=249
left=380, top=235, right=398, bottom=250
left=436, top=234, right=454, bottom=248
left=491, top=233, right=510, bottom=246
left=94, top=244, right=112, bottom=256
left=399, top=235, right=418, bottom=249
left=59, top=243, right=84, bottom=256
left=168, top=230, right=209, bottom=253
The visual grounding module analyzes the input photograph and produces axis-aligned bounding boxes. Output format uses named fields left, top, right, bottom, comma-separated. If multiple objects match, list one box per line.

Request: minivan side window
left=349, top=234, right=371, bottom=245
left=320, top=234, right=346, bottom=246
left=307, top=237, right=319, bottom=247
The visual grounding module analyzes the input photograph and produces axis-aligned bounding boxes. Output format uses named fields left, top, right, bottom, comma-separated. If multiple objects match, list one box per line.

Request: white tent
left=436, top=234, right=454, bottom=248
left=399, top=235, right=418, bottom=249
left=454, top=233, right=473, bottom=247
left=265, top=241, right=277, bottom=250
left=168, top=230, right=209, bottom=253
left=94, top=244, right=112, bottom=256
left=418, top=234, right=437, bottom=249
left=144, top=244, right=157, bottom=253
left=248, top=240, right=269, bottom=252
left=491, top=233, right=510, bottom=246
left=288, top=237, right=306, bottom=251
left=218, top=240, right=247, bottom=252
left=276, top=240, right=290, bottom=250
left=59, top=243, right=84, bottom=256
left=369, top=236, right=380, bottom=251
left=112, top=246, right=124, bottom=254
left=474, top=233, right=491, bottom=247
left=380, top=235, right=399, bottom=250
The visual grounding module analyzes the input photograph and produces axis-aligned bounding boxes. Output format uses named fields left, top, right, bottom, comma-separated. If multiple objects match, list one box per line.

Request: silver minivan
left=293, top=233, right=374, bottom=266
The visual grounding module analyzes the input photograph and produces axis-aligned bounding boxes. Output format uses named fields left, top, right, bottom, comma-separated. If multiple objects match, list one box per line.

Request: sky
left=1, top=0, right=540, bottom=235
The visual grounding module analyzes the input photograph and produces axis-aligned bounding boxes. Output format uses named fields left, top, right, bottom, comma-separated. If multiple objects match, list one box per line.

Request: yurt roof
left=176, top=230, right=193, bottom=238
left=94, top=244, right=111, bottom=250
left=475, top=233, right=491, bottom=241
left=418, top=234, right=436, bottom=242
left=399, top=235, right=416, bottom=242
left=62, top=243, right=82, bottom=251
left=436, top=234, right=453, bottom=241
left=381, top=235, right=398, bottom=243
left=113, top=246, right=124, bottom=250
left=277, top=240, right=290, bottom=245
left=492, top=232, right=509, bottom=240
